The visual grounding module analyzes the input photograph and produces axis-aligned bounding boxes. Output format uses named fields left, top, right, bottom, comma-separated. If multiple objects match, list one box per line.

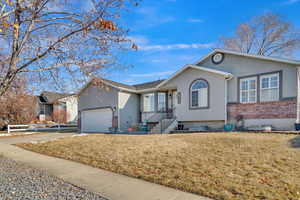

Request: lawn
left=18, top=132, right=300, bottom=200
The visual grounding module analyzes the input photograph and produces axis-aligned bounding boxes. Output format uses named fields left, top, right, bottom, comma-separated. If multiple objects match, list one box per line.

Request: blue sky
left=105, top=0, right=300, bottom=85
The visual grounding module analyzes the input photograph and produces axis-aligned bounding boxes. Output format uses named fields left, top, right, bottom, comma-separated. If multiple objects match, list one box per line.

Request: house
left=78, top=49, right=300, bottom=133
left=37, top=91, right=78, bottom=123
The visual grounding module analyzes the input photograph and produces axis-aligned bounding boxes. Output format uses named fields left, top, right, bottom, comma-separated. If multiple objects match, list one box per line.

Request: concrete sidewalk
left=0, top=132, right=73, bottom=144
left=0, top=137, right=210, bottom=200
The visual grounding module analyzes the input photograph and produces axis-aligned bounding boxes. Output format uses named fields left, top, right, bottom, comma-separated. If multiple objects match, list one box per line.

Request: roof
left=40, top=91, right=72, bottom=104
left=196, top=48, right=300, bottom=66
left=78, top=49, right=300, bottom=95
left=157, top=64, right=233, bottom=88
left=133, top=80, right=165, bottom=90
left=78, top=64, right=232, bottom=95
left=77, top=78, right=165, bottom=95
left=102, top=78, right=136, bottom=90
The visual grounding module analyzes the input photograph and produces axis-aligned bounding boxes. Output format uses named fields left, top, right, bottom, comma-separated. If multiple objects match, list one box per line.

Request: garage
left=81, top=108, right=113, bottom=133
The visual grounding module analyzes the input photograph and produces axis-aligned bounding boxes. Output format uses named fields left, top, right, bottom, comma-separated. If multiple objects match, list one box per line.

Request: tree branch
left=17, top=22, right=95, bottom=72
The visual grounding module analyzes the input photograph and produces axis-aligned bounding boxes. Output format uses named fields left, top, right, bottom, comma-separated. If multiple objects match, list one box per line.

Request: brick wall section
left=227, top=100, right=297, bottom=120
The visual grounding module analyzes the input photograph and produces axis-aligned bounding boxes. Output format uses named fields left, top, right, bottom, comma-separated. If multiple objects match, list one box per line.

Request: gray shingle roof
left=102, top=78, right=136, bottom=90
left=40, top=91, right=72, bottom=104
left=133, top=79, right=165, bottom=90
left=79, top=78, right=166, bottom=95
left=101, top=78, right=165, bottom=91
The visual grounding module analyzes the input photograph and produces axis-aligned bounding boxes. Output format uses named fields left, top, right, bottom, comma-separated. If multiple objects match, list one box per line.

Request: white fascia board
left=196, top=49, right=300, bottom=66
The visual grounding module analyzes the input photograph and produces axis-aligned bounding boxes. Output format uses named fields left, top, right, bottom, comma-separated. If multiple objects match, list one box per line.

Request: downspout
left=224, top=79, right=227, bottom=124
left=297, top=67, right=300, bottom=124
left=225, top=75, right=233, bottom=124
left=117, top=92, right=121, bottom=132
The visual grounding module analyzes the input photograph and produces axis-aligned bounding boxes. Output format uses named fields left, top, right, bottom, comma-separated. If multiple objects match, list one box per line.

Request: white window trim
left=190, top=80, right=209, bottom=108
left=143, top=93, right=155, bottom=112
left=157, top=92, right=167, bottom=112
left=260, top=73, right=280, bottom=102
left=240, top=77, right=257, bottom=104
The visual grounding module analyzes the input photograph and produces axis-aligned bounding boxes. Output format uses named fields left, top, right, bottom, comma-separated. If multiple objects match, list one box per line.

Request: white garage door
left=81, top=108, right=112, bottom=133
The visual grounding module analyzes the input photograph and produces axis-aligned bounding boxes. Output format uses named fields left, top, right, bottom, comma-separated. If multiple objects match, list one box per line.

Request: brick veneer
left=227, top=100, right=297, bottom=120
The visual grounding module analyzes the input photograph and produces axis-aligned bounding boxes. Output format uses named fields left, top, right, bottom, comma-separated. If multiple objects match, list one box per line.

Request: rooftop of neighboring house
left=39, top=91, right=73, bottom=104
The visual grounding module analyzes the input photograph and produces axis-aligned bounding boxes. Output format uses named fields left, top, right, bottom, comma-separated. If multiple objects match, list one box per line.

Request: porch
left=139, top=89, right=178, bottom=134
left=141, top=89, right=178, bottom=123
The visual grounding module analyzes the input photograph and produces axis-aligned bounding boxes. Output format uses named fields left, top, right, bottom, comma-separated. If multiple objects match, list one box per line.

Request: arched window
left=190, top=79, right=209, bottom=108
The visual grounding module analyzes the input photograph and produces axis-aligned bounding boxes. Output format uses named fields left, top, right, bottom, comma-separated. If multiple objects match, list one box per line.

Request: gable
left=78, top=81, right=119, bottom=111
left=198, top=53, right=298, bottom=77
left=162, top=66, right=228, bottom=89
left=198, top=52, right=298, bottom=103
left=158, top=65, right=232, bottom=89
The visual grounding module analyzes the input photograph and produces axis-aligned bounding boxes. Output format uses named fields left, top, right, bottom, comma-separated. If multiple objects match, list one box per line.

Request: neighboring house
left=37, top=91, right=78, bottom=123
left=78, top=49, right=300, bottom=133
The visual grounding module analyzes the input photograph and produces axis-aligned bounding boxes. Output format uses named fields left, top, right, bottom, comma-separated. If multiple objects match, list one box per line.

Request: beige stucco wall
left=199, top=54, right=298, bottom=102
left=118, top=91, right=140, bottom=130
left=65, top=96, right=78, bottom=123
left=163, top=68, right=227, bottom=121
left=78, top=84, right=119, bottom=112
left=59, top=95, right=78, bottom=123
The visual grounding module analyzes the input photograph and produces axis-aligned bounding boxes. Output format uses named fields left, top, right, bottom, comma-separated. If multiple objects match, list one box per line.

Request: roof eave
left=196, top=48, right=300, bottom=66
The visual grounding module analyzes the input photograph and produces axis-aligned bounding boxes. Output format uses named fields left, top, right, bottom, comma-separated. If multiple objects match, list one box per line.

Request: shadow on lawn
left=289, top=135, right=300, bottom=148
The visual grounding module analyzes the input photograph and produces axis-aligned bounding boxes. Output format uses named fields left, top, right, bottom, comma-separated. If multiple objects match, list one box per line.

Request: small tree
left=220, top=12, right=300, bottom=56
left=52, top=108, right=69, bottom=124
left=0, top=0, right=138, bottom=97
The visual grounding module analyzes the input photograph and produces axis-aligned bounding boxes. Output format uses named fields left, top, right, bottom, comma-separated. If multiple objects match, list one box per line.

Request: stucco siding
left=199, top=54, right=298, bottom=103
left=65, top=96, right=78, bottom=123
left=78, top=84, right=119, bottom=111
left=118, top=91, right=140, bottom=131
left=163, top=68, right=226, bottom=121
left=58, top=95, right=78, bottom=123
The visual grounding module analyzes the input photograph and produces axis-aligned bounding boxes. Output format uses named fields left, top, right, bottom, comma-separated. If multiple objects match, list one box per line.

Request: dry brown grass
left=18, top=132, right=300, bottom=200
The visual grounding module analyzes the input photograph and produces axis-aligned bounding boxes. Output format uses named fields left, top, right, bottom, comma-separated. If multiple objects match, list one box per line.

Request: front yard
left=18, top=132, right=300, bottom=200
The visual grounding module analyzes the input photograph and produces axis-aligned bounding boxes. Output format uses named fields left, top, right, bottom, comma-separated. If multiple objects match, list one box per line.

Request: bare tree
left=0, top=76, right=37, bottom=129
left=52, top=108, right=68, bottom=124
left=0, top=0, right=138, bottom=96
left=220, top=13, right=300, bottom=56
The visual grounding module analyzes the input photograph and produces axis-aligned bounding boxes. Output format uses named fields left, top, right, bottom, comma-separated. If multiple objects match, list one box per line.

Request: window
left=143, top=93, right=155, bottom=112
left=157, top=92, right=166, bottom=112
left=240, top=77, right=257, bottom=103
left=177, top=92, right=181, bottom=104
left=260, top=73, right=279, bottom=102
left=190, top=80, right=208, bottom=108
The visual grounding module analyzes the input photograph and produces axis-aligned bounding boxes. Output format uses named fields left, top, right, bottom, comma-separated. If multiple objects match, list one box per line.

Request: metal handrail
left=159, top=107, right=176, bottom=133
left=159, top=117, right=177, bottom=134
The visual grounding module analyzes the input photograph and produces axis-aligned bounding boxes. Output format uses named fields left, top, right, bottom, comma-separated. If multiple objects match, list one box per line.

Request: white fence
left=7, top=124, right=78, bottom=134
left=8, top=125, right=30, bottom=134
